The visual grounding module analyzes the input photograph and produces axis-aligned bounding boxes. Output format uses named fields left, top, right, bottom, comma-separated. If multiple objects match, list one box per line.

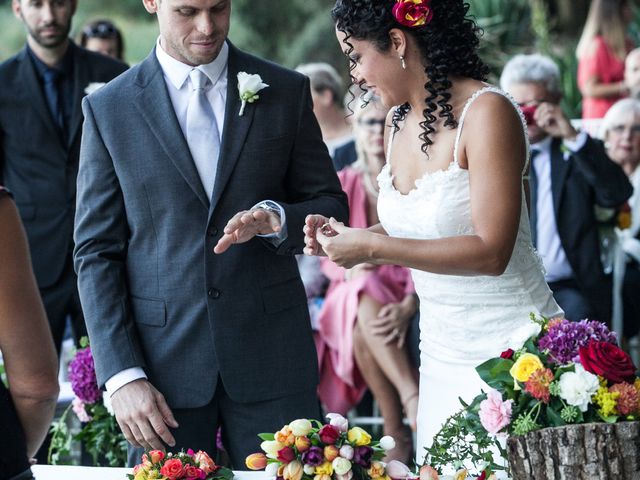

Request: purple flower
left=68, top=347, right=102, bottom=404
left=353, top=446, right=374, bottom=468
left=301, top=446, right=324, bottom=466
left=537, top=319, right=617, bottom=365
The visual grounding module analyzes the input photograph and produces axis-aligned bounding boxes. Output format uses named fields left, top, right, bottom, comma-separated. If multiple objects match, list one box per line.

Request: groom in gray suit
left=73, top=0, right=348, bottom=467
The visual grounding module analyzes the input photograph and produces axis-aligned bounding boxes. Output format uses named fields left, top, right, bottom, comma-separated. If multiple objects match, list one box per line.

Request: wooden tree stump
left=506, top=422, right=640, bottom=480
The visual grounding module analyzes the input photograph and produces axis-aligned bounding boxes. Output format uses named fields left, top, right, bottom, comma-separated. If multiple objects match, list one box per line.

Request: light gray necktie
left=186, top=68, right=220, bottom=200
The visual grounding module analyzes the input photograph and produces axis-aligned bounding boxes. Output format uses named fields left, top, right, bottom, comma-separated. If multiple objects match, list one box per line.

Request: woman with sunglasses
left=78, top=20, right=125, bottom=61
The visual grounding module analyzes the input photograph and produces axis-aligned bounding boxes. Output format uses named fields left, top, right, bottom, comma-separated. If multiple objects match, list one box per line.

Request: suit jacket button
left=208, top=226, right=218, bottom=237
left=208, top=288, right=221, bottom=299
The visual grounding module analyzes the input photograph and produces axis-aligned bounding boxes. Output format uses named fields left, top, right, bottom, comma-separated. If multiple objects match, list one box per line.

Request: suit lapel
left=133, top=51, right=209, bottom=208
left=16, top=47, right=61, bottom=140
left=550, top=137, right=571, bottom=218
left=209, top=43, right=256, bottom=217
left=68, top=43, right=89, bottom=149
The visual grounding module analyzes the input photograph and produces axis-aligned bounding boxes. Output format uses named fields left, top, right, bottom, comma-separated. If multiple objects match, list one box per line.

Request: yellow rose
left=509, top=352, right=544, bottom=383
left=315, top=461, right=334, bottom=476
left=347, top=426, right=371, bottom=446
left=367, top=461, right=385, bottom=479
left=454, top=469, right=468, bottom=480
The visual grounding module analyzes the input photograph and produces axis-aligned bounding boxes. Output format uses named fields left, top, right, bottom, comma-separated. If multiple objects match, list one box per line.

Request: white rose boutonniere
left=84, top=82, right=106, bottom=95
left=237, top=72, right=268, bottom=116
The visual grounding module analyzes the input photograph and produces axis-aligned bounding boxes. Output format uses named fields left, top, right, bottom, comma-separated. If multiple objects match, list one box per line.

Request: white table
left=32, top=465, right=266, bottom=480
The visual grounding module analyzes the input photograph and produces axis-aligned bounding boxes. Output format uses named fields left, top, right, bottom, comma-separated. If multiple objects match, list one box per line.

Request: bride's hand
left=303, top=214, right=330, bottom=256
left=315, top=217, right=372, bottom=269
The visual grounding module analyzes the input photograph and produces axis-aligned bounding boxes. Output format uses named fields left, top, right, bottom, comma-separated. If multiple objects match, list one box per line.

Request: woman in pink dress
left=315, top=95, right=418, bottom=462
left=577, top=0, right=635, bottom=120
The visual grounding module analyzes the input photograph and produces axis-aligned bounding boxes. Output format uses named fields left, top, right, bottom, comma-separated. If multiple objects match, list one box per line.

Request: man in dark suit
left=0, top=0, right=127, bottom=356
left=501, top=54, right=633, bottom=323
left=73, top=0, right=348, bottom=467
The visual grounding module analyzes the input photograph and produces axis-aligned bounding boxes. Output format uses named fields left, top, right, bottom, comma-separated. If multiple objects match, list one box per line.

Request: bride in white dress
left=304, top=0, right=564, bottom=466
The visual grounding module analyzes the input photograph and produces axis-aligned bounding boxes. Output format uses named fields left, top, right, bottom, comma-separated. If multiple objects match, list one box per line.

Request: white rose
left=326, top=412, right=349, bottom=432
left=339, top=444, right=354, bottom=460
left=379, top=435, right=396, bottom=451
left=303, top=464, right=316, bottom=475
left=558, top=364, right=600, bottom=412
left=266, top=462, right=280, bottom=477
left=332, top=457, right=352, bottom=475
left=84, top=82, right=106, bottom=95
left=289, top=418, right=313, bottom=436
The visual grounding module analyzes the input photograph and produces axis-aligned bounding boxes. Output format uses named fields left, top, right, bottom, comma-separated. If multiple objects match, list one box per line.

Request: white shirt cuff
left=254, top=199, right=288, bottom=246
left=563, top=131, right=588, bottom=152
left=105, top=367, right=147, bottom=397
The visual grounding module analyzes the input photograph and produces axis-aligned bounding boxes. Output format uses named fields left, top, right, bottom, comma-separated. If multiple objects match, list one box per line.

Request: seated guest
left=315, top=95, right=417, bottom=463
left=296, top=62, right=354, bottom=165
left=600, top=98, right=640, bottom=339
left=0, top=186, right=59, bottom=480
left=625, top=48, right=640, bottom=99
left=501, top=54, right=633, bottom=323
left=78, top=20, right=125, bottom=61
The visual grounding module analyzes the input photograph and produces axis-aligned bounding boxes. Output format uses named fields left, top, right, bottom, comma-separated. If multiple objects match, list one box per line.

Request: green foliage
left=423, top=394, right=506, bottom=475
left=49, top=401, right=127, bottom=467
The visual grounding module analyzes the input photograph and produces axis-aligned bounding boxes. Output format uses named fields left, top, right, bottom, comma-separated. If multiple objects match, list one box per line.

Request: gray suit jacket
left=74, top=43, right=348, bottom=408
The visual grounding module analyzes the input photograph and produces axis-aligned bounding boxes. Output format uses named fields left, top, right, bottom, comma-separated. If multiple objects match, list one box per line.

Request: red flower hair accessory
left=392, top=0, right=433, bottom=28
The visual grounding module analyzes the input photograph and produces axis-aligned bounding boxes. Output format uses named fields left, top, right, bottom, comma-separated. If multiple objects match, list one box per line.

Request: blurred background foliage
left=0, top=0, right=637, bottom=118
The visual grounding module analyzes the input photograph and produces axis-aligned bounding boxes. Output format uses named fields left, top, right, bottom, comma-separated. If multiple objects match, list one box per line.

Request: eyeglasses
left=609, top=124, right=640, bottom=136
left=82, top=22, right=118, bottom=39
left=358, top=118, right=386, bottom=130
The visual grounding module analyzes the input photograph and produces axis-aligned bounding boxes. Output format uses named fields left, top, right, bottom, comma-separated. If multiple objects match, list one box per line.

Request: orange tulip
left=295, top=435, right=311, bottom=452
left=324, top=445, right=339, bottom=462
left=246, top=453, right=268, bottom=470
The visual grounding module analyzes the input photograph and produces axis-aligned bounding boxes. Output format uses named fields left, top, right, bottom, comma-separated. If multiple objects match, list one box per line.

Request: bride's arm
left=319, top=93, right=526, bottom=276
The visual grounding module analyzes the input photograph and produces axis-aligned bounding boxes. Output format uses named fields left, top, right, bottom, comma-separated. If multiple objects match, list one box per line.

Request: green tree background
left=0, top=0, right=636, bottom=117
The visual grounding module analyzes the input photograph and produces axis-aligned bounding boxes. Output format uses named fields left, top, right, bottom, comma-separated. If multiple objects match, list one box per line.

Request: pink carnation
left=479, top=389, right=513, bottom=435
left=72, top=397, right=92, bottom=423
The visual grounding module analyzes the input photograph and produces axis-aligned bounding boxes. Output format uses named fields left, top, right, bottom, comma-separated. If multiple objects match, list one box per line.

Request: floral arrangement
left=127, top=449, right=233, bottom=480
left=392, top=0, right=433, bottom=28
left=49, top=337, right=127, bottom=466
left=245, top=413, right=401, bottom=480
left=423, top=314, right=640, bottom=476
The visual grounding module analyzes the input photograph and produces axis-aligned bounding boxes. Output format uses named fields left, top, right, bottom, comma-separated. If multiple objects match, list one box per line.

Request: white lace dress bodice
left=377, top=86, right=563, bottom=465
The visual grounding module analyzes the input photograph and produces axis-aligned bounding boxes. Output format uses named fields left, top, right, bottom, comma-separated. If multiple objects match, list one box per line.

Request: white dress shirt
left=531, top=132, right=588, bottom=282
left=105, top=40, right=287, bottom=397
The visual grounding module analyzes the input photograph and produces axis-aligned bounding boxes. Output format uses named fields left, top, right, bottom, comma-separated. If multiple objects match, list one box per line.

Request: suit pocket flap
left=262, top=277, right=306, bottom=314
left=130, top=296, right=166, bottom=327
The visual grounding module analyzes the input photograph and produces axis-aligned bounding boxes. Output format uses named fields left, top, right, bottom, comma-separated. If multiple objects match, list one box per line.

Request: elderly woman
left=600, top=98, right=640, bottom=340
left=315, top=94, right=418, bottom=462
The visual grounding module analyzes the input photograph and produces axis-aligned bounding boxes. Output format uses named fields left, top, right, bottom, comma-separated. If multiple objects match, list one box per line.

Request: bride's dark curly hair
left=332, top=0, right=489, bottom=155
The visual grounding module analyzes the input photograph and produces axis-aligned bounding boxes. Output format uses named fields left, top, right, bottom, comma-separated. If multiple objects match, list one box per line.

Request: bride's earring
left=400, top=55, right=406, bottom=70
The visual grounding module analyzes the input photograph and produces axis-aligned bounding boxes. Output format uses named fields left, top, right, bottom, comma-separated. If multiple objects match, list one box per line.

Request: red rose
left=579, top=341, right=636, bottom=383
left=160, top=458, right=184, bottom=480
left=184, top=465, right=206, bottom=479
left=500, top=349, right=514, bottom=359
left=392, top=0, right=433, bottom=28
left=277, top=446, right=296, bottom=464
left=318, top=424, right=340, bottom=444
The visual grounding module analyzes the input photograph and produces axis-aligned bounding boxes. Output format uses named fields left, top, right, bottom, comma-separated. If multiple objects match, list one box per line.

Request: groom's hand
left=111, top=379, right=179, bottom=451
left=214, top=208, right=281, bottom=254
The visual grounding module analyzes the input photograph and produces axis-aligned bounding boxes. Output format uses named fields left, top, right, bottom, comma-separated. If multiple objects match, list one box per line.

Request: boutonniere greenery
left=84, top=82, right=106, bottom=95
left=237, top=72, right=268, bottom=116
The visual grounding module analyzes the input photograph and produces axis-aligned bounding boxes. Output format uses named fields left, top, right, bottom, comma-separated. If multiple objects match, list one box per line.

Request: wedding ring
left=320, top=223, right=337, bottom=237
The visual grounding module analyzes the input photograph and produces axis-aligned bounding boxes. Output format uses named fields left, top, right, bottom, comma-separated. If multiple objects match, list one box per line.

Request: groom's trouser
left=128, top=376, right=321, bottom=468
